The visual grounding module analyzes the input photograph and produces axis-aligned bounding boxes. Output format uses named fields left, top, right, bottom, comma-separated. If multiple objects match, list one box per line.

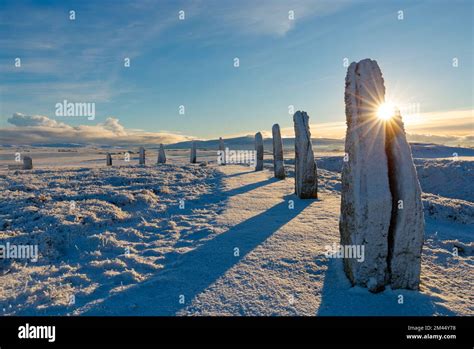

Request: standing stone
left=190, top=142, right=197, bottom=163
left=157, top=144, right=166, bottom=164
left=293, top=111, right=317, bottom=199
left=385, top=109, right=424, bottom=290
left=340, top=59, right=391, bottom=292
left=218, top=137, right=226, bottom=165
left=340, top=58, right=423, bottom=292
left=23, top=156, right=33, bottom=170
left=272, top=124, right=285, bottom=179
left=255, top=132, right=263, bottom=171
left=106, top=153, right=112, bottom=166
left=139, top=147, right=146, bottom=165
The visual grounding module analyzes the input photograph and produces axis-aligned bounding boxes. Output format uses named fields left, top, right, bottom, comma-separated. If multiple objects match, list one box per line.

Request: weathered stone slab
left=23, top=156, right=33, bottom=170
left=106, top=153, right=112, bottom=166
left=139, top=147, right=145, bottom=165
left=340, top=59, right=424, bottom=292
left=272, top=124, right=285, bottom=179
left=340, top=59, right=392, bottom=292
left=219, top=137, right=226, bottom=165
left=385, top=110, right=424, bottom=290
left=157, top=144, right=166, bottom=164
left=190, top=142, right=197, bottom=163
left=293, top=111, right=317, bottom=199
left=255, top=132, right=263, bottom=171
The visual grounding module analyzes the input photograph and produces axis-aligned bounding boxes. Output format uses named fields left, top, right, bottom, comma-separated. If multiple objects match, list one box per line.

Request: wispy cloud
left=201, top=0, right=351, bottom=37
left=0, top=1, right=187, bottom=111
left=0, top=81, right=124, bottom=104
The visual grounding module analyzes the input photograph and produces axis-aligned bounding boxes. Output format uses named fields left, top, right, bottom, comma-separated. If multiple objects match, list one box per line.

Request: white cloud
left=7, top=113, right=66, bottom=128
left=102, top=117, right=127, bottom=136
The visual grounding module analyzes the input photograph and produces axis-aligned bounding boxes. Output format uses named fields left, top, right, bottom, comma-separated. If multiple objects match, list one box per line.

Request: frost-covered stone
left=23, top=156, right=33, bottom=170
left=157, top=144, right=166, bottom=164
left=293, top=111, right=317, bottom=199
left=139, top=147, right=145, bottom=165
left=386, top=110, right=424, bottom=290
left=190, top=142, right=197, bottom=163
left=340, top=59, right=391, bottom=292
left=219, top=137, right=226, bottom=165
left=272, top=124, right=285, bottom=179
left=106, top=153, right=112, bottom=166
left=255, top=132, right=263, bottom=171
left=340, top=59, right=424, bottom=292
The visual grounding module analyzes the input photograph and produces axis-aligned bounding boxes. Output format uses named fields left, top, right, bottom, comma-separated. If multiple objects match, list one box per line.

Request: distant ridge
left=166, top=136, right=344, bottom=150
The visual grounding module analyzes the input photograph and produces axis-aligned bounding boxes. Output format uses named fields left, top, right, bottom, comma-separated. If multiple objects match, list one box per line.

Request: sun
left=377, top=102, right=395, bottom=121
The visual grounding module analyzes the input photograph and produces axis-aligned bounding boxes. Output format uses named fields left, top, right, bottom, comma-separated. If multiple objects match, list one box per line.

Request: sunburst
left=377, top=102, right=396, bottom=121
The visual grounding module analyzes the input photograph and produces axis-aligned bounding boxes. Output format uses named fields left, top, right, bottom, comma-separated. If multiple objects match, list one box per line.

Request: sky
left=0, top=0, right=472, bottom=146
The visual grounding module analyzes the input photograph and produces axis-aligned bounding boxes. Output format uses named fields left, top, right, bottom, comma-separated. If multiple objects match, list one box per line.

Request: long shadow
left=317, top=258, right=456, bottom=316
left=224, top=169, right=255, bottom=178
left=182, top=176, right=279, bottom=210
left=222, top=177, right=279, bottom=196
left=80, top=194, right=313, bottom=315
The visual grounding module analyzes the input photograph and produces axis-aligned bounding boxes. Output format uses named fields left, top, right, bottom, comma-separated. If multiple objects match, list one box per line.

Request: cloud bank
left=0, top=113, right=191, bottom=146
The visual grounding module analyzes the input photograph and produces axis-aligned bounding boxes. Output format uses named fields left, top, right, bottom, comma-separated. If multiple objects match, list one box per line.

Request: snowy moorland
left=0, top=145, right=472, bottom=316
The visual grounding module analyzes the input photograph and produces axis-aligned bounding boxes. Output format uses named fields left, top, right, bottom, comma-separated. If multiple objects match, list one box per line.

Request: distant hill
left=0, top=143, right=86, bottom=148
left=410, top=143, right=474, bottom=158
left=166, top=135, right=344, bottom=150
left=31, top=143, right=85, bottom=148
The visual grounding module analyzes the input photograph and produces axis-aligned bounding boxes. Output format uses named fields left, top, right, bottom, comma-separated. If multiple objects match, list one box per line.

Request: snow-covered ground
left=0, top=147, right=472, bottom=316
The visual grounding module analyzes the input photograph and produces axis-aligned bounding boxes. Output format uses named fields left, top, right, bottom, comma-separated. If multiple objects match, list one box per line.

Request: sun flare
left=377, top=102, right=395, bottom=121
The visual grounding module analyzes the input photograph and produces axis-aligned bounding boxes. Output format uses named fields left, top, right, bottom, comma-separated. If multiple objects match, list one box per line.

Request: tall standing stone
left=106, top=153, right=112, bottom=166
left=255, top=132, right=263, bottom=171
left=385, top=110, right=424, bottom=290
left=139, top=147, right=146, bottom=165
left=272, top=124, right=285, bottom=179
left=218, top=137, right=226, bottom=165
left=340, top=59, right=391, bottom=292
left=157, top=144, right=166, bottom=164
left=23, top=156, right=33, bottom=170
left=190, top=141, right=197, bottom=163
left=293, top=111, right=317, bottom=199
left=340, top=58, right=423, bottom=292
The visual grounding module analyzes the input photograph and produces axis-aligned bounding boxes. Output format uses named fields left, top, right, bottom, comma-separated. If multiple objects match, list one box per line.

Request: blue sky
left=0, top=0, right=472, bottom=144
